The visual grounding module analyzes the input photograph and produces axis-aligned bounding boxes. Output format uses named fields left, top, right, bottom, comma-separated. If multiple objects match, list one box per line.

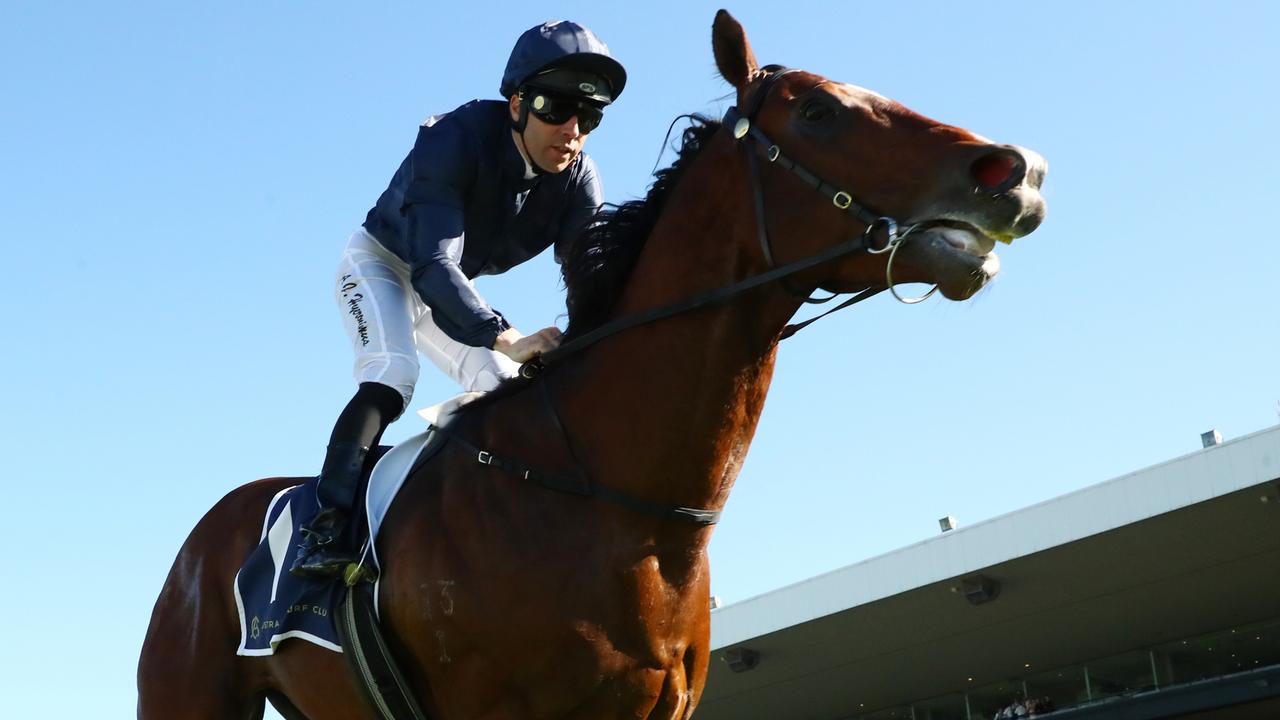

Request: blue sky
left=3, top=1, right=1277, bottom=717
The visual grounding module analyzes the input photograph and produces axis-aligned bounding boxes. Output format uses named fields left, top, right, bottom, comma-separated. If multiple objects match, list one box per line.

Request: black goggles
left=525, top=91, right=604, bottom=133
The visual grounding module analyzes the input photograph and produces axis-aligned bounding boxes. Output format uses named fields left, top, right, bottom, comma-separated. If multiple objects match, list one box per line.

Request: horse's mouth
left=904, top=220, right=1001, bottom=299
left=912, top=220, right=998, bottom=257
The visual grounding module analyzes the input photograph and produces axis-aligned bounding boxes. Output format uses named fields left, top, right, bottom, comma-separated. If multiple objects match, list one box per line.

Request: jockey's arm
left=491, top=155, right=604, bottom=364
left=403, top=201, right=509, bottom=349
left=399, top=118, right=513, bottom=351
left=403, top=205, right=562, bottom=362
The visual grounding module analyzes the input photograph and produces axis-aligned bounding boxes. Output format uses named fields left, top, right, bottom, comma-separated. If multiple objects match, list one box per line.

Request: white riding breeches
left=335, top=228, right=520, bottom=409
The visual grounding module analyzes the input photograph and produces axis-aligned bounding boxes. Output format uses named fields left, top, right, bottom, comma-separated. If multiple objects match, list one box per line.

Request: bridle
left=727, top=67, right=938, bottom=315
left=522, top=66, right=935, bottom=379
left=441, top=67, right=942, bottom=527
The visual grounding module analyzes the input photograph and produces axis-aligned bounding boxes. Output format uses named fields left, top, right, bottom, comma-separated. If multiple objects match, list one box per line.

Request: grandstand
left=700, top=426, right=1280, bottom=719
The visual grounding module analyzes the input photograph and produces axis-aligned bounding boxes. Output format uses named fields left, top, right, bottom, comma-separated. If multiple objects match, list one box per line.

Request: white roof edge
left=710, top=424, right=1280, bottom=649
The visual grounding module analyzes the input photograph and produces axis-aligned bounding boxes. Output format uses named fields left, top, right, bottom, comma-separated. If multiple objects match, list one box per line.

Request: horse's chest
left=513, top=549, right=705, bottom=655
left=616, top=554, right=701, bottom=637
left=383, top=499, right=710, bottom=717
left=519, top=554, right=707, bottom=717
left=388, top=554, right=707, bottom=719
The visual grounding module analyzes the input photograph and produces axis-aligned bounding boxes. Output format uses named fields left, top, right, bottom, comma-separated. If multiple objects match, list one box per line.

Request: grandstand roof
left=700, top=425, right=1280, bottom=719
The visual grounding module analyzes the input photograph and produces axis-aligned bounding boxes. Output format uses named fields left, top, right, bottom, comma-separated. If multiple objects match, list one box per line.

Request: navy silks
left=362, top=100, right=603, bottom=348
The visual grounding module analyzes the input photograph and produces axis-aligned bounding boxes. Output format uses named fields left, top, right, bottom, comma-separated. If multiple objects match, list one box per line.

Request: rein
left=455, top=67, right=936, bottom=526
left=522, top=66, right=930, bottom=379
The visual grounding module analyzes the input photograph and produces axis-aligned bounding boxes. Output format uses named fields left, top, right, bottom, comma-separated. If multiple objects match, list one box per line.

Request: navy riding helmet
left=500, top=21, right=627, bottom=106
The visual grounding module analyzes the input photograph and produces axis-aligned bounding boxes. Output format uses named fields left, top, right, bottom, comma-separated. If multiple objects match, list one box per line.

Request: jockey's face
left=509, top=94, right=592, bottom=174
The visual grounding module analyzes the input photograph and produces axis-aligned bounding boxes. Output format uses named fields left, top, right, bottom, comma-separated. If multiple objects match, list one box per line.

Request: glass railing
left=849, top=616, right=1280, bottom=719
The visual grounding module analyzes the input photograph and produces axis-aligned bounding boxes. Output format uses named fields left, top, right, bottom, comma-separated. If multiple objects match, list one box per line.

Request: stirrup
left=290, top=508, right=353, bottom=578
left=343, top=561, right=379, bottom=586
left=291, top=545, right=358, bottom=579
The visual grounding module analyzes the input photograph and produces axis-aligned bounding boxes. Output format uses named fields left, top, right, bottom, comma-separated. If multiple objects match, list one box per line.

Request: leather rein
left=523, top=67, right=930, bottom=379
left=442, top=68, right=932, bottom=527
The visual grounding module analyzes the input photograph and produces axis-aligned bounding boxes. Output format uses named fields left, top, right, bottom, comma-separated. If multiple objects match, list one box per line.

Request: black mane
left=562, top=116, right=721, bottom=339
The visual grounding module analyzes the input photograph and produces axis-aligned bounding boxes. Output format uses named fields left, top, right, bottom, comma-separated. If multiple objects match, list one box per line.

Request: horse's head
left=712, top=10, right=1047, bottom=300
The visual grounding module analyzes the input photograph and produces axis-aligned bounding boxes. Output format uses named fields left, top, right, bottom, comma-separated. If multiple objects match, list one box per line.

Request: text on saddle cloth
left=234, top=481, right=346, bottom=655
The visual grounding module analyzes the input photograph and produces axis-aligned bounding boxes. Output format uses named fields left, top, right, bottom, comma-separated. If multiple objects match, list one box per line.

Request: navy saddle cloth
left=233, top=429, right=441, bottom=656
left=234, top=478, right=346, bottom=655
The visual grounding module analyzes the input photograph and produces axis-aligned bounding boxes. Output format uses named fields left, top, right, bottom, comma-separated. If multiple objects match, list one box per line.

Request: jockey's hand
left=493, top=326, right=563, bottom=363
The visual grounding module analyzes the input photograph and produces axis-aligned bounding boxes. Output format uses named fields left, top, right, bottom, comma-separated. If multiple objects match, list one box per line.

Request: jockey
left=291, top=21, right=627, bottom=579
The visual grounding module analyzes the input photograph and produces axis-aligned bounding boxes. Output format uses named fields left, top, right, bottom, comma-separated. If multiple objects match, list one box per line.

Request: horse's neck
left=559, top=139, right=800, bottom=516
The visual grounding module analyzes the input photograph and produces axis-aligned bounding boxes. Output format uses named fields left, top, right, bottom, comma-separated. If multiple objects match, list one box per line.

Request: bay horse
left=139, top=10, right=1046, bottom=719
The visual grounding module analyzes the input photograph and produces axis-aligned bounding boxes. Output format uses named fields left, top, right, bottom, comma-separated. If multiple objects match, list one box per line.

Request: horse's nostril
left=970, top=150, right=1024, bottom=192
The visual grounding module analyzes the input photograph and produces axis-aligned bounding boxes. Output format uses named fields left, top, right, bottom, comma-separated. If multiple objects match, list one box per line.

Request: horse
left=138, top=10, right=1046, bottom=719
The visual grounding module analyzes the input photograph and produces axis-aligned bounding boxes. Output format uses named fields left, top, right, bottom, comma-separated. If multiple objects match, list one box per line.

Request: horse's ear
left=712, top=9, right=758, bottom=91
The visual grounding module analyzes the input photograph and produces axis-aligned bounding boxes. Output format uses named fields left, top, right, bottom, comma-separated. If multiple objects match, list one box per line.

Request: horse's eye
left=800, top=100, right=834, bottom=123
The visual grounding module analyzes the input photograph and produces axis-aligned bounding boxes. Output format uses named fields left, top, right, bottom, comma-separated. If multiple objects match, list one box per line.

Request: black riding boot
left=290, top=441, right=369, bottom=579
left=290, top=382, right=402, bottom=579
